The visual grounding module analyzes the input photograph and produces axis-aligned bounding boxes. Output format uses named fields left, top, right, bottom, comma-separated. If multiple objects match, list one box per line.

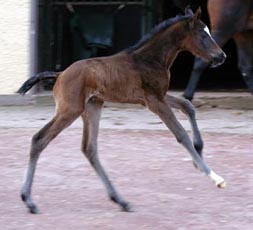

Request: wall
left=0, top=1, right=30, bottom=94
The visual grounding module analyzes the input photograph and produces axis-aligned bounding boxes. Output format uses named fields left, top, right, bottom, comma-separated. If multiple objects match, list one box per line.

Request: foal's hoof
left=29, top=205, right=40, bottom=214
left=21, top=194, right=40, bottom=214
left=121, top=202, right=132, bottom=212
left=110, top=196, right=132, bottom=212
left=209, top=170, right=226, bottom=189
left=217, top=181, right=226, bottom=189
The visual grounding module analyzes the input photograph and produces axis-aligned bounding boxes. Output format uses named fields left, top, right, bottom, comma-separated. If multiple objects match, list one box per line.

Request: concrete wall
left=0, top=1, right=30, bottom=94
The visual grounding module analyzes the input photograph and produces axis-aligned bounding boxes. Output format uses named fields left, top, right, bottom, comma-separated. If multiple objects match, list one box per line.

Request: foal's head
left=182, top=7, right=226, bottom=67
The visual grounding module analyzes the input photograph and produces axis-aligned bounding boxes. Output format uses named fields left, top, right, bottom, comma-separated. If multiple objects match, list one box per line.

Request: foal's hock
left=18, top=7, right=226, bottom=214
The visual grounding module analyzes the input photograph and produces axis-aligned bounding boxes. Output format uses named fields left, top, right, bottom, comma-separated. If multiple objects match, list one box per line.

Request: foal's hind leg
left=146, top=95, right=226, bottom=188
left=21, top=110, right=81, bottom=213
left=164, top=94, right=203, bottom=156
left=81, top=99, right=130, bottom=211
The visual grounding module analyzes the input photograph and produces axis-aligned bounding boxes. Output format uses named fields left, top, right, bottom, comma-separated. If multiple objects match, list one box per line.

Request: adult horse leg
left=183, top=32, right=230, bottom=101
left=165, top=93, right=203, bottom=157
left=183, top=57, right=209, bottom=101
left=81, top=99, right=130, bottom=211
left=146, top=94, right=226, bottom=188
left=21, top=109, right=82, bottom=213
left=234, top=31, right=253, bottom=94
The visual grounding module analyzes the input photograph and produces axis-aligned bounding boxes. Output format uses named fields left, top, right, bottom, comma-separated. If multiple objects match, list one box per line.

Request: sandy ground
left=0, top=104, right=253, bottom=230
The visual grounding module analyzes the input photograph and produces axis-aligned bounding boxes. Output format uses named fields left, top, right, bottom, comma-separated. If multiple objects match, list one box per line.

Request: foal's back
left=53, top=52, right=147, bottom=106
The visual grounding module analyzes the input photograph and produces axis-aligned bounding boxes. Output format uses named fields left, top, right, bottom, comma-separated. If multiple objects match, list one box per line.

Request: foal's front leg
left=146, top=95, right=226, bottom=188
left=81, top=99, right=130, bottom=211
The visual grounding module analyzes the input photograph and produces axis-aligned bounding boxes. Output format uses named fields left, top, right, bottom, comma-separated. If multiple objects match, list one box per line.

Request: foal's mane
left=126, top=14, right=191, bottom=52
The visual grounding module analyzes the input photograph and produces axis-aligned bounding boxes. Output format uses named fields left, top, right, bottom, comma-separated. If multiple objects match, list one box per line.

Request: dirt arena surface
left=1, top=105, right=253, bottom=229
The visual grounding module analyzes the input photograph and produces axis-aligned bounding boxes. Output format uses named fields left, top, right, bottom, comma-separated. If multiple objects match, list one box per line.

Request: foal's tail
left=17, top=71, right=61, bottom=95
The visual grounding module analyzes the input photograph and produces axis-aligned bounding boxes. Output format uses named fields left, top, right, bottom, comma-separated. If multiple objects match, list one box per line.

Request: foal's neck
left=133, top=22, right=187, bottom=70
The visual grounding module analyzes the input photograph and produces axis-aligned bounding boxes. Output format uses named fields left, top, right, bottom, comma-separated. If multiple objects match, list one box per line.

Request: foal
left=18, top=7, right=226, bottom=214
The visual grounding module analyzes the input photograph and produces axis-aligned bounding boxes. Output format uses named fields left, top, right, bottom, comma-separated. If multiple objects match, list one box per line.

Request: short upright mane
left=126, top=14, right=191, bottom=52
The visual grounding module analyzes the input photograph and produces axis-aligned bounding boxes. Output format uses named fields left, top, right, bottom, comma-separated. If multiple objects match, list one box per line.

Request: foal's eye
left=201, top=32, right=208, bottom=38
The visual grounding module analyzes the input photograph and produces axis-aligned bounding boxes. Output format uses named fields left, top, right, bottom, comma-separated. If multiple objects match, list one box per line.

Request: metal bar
left=52, top=1, right=145, bottom=6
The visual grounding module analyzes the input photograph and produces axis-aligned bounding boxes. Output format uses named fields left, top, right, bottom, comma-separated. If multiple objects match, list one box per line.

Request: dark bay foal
left=18, top=7, right=226, bottom=214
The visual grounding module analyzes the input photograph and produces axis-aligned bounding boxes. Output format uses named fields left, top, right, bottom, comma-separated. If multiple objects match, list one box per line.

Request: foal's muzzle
left=210, top=52, right=226, bottom=68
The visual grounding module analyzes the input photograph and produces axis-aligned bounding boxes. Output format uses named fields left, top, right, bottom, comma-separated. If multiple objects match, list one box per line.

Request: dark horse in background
left=174, top=0, right=253, bottom=100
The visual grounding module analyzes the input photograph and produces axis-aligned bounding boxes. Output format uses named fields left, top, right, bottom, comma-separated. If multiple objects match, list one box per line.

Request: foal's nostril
left=210, top=52, right=226, bottom=68
left=215, top=53, right=226, bottom=63
left=219, top=52, right=226, bottom=62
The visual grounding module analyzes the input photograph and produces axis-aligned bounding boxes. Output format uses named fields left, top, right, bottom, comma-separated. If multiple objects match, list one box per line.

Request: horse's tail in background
left=17, top=71, right=61, bottom=95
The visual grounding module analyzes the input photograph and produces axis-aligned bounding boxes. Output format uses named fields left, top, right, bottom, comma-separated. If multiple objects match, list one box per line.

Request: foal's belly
left=95, top=88, right=145, bottom=105
left=96, top=86, right=145, bottom=104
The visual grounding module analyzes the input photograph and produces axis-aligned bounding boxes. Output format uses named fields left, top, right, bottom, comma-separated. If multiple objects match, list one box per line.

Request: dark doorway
left=38, top=1, right=145, bottom=71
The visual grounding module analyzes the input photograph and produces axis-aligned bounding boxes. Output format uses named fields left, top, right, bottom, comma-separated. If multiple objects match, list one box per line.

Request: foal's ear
left=193, top=7, right=202, bottom=21
left=189, top=7, right=202, bottom=29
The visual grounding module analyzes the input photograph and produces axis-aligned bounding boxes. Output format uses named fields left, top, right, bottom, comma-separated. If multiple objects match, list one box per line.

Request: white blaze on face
left=204, top=26, right=212, bottom=37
